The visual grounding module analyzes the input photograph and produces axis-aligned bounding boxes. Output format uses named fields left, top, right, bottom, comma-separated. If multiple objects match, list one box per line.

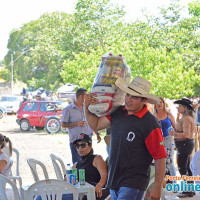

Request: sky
left=0, top=0, right=191, bottom=60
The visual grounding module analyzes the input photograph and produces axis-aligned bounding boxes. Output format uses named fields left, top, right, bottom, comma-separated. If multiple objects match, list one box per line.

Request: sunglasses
left=75, top=143, right=87, bottom=149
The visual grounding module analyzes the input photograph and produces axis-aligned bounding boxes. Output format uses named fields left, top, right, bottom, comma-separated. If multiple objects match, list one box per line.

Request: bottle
left=66, top=163, right=72, bottom=182
left=168, top=126, right=174, bottom=131
left=101, top=53, right=114, bottom=84
left=69, top=174, right=76, bottom=185
left=79, top=169, right=85, bottom=185
left=72, top=168, right=78, bottom=184
left=66, top=163, right=71, bottom=171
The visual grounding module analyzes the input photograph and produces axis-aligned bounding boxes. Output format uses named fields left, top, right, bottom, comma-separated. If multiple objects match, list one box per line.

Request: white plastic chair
left=0, top=174, right=21, bottom=200
left=27, top=158, right=49, bottom=182
left=2, top=147, right=22, bottom=187
left=50, top=153, right=66, bottom=180
left=24, top=179, right=78, bottom=200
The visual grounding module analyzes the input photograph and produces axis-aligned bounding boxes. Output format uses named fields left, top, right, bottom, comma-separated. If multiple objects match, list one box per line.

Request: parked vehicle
left=0, top=107, right=6, bottom=119
left=16, top=101, right=68, bottom=133
left=0, top=95, right=22, bottom=114
left=57, top=83, right=77, bottom=102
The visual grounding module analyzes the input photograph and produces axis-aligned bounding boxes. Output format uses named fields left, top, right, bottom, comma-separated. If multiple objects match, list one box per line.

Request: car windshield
left=1, top=96, right=19, bottom=102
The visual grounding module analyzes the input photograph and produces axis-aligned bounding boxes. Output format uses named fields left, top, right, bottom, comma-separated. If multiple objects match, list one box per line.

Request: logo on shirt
left=126, top=132, right=135, bottom=142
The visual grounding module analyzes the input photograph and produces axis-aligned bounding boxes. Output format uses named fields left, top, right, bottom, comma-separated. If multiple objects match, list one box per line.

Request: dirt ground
left=0, top=115, right=107, bottom=186
left=2, top=115, right=200, bottom=200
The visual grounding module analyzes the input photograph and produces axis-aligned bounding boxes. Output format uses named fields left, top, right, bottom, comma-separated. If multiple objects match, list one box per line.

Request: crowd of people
left=1, top=76, right=200, bottom=200
left=60, top=76, right=200, bottom=199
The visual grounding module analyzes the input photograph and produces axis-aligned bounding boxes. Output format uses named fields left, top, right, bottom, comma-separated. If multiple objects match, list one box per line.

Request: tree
left=3, top=0, right=200, bottom=98
left=62, top=0, right=200, bottom=98
left=73, top=0, right=125, bottom=52
left=4, top=12, right=73, bottom=90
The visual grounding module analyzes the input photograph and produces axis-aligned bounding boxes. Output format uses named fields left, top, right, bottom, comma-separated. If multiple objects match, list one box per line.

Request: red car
left=16, top=101, right=67, bottom=133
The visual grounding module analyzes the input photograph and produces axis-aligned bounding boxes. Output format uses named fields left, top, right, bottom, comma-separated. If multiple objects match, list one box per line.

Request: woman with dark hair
left=73, top=133, right=109, bottom=200
left=169, top=98, right=196, bottom=198
left=0, top=133, right=12, bottom=176
left=154, top=97, right=176, bottom=181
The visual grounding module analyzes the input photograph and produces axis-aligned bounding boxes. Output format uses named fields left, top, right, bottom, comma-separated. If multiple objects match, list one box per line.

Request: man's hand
left=84, top=93, right=98, bottom=107
left=150, top=184, right=162, bottom=200
left=95, top=183, right=103, bottom=197
left=77, top=120, right=86, bottom=127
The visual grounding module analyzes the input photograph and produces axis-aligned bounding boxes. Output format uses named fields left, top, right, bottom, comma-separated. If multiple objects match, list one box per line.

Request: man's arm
left=150, top=158, right=166, bottom=200
left=84, top=93, right=110, bottom=131
left=61, top=106, right=86, bottom=129
left=61, top=121, right=86, bottom=129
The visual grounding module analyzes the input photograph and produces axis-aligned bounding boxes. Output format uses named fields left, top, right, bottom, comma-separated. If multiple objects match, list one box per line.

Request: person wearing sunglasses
left=73, top=133, right=109, bottom=200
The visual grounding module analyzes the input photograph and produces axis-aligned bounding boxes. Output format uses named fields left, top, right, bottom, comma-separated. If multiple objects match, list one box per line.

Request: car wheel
left=35, top=126, right=44, bottom=131
left=45, top=117, right=61, bottom=134
left=20, top=119, right=30, bottom=131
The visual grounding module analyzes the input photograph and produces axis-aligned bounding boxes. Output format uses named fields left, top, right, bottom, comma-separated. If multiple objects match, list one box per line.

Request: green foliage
left=189, top=0, right=200, bottom=16
left=0, top=67, right=10, bottom=81
left=3, top=0, right=200, bottom=98
left=61, top=48, right=105, bottom=91
left=4, top=12, right=73, bottom=91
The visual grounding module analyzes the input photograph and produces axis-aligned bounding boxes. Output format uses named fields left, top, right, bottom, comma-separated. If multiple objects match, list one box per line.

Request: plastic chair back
left=2, top=147, right=22, bottom=187
left=50, top=153, right=66, bottom=180
left=0, top=174, right=21, bottom=200
left=2, top=147, right=20, bottom=176
left=25, top=179, right=78, bottom=200
left=27, top=158, right=49, bottom=182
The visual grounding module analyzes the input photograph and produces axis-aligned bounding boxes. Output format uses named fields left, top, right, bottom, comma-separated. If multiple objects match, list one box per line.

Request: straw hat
left=115, top=76, right=160, bottom=104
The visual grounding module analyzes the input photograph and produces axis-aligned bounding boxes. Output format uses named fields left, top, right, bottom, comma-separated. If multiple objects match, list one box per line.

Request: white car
left=0, top=95, right=22, bottom=114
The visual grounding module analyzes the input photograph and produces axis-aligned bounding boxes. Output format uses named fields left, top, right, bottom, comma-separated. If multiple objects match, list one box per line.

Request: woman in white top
left=0, top=133, right=12, bottom=176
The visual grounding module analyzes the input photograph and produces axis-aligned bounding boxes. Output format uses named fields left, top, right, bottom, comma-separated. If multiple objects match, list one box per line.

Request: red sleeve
left=145, top=128, right=167, bottom=160
left=106, top=115, right=111, bottom=121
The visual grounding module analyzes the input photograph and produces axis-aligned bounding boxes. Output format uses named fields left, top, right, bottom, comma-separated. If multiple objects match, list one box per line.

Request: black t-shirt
left=76, top=153, right=101, bottom=186
left=106, top=105, right=167, bottom=191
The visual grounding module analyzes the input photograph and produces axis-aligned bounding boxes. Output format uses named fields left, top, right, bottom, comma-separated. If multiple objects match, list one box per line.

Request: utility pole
left=10, top=48, right=32, bottom=95
left=11, top=54, right=14, bottom=95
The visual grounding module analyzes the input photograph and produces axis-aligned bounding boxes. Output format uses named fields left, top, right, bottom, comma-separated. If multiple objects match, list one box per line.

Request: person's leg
left=169, top=137, right=177, bottom=184
left=176, top=140, right=195, bottom=197
left=117, top=187, right=145, bottom=200
left=165, top=138, right=171, bottom=172
left=69, top=143, right=81, bottom=164
left=109, top=189, right=118, bottom=200
left=176, top=141, right=193, bottom=176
